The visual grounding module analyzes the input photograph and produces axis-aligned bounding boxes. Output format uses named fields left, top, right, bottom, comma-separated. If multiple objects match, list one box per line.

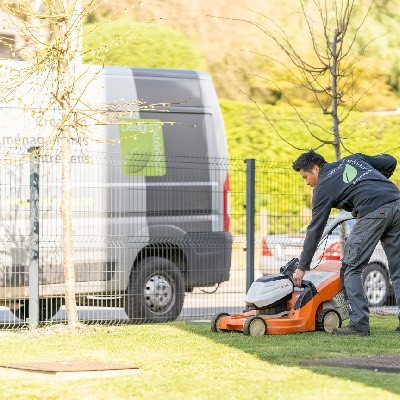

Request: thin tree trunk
left=61, top=126, right=79, bottom=326
left=331, top=29, right=341, bottom=162
left=59, top=0, right=82, bottom=327
left=331, top=28, right=346, bottom=255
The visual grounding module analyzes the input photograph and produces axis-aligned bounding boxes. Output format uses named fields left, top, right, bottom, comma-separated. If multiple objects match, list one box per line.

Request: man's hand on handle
left=293, top=268, right=306, bottom=288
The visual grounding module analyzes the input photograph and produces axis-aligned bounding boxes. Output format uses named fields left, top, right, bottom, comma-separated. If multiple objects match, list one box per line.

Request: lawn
left=0, top=316, right=399, bottom=399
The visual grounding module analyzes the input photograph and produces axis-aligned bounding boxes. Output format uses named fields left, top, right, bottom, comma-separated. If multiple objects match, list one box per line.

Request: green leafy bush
left=83, top=19, right=207, bottom=71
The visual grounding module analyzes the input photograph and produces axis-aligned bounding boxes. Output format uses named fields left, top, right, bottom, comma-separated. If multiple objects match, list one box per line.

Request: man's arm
left=297, top=189, right=333, bottom=271
left=360, top=154, right=397, bottom=179
left=293, top=189, right=333, bottom=287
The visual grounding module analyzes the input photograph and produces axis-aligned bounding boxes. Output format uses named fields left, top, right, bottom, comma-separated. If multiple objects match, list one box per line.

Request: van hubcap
left=144, top=274, right=173, bottom=311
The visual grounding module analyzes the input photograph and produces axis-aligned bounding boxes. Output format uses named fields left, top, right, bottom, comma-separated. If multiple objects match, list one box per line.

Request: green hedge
left=222, top=99, right=400, bottom=233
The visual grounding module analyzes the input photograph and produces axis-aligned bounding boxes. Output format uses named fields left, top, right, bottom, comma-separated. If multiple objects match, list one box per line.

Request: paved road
left=0, top=270, right=248, bottom=325
left=0, top=294, right=246, bottom=325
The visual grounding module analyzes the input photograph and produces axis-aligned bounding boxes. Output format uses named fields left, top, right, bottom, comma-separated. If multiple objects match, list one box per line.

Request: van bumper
left=184, top=232, right=232, bottom=288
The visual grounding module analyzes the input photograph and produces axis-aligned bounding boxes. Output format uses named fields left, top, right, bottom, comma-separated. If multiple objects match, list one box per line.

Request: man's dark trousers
left=342, top=199, right=400, bottom=332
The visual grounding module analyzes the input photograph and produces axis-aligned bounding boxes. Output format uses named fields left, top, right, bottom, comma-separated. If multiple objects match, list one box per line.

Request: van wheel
left=125, top=257, right=185, bottom=323
left=11, top=298, right=63, bottom=322
left=362, top=263, right=389, bottom=307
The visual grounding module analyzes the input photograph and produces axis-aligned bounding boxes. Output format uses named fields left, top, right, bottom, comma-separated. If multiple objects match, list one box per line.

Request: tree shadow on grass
left=178, top=315, right=400, bottom=396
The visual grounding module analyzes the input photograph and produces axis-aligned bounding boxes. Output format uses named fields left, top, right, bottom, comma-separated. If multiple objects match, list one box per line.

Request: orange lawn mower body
left=212, top=260, right=349, bottom=336
left=211, top=212, right=353, bottom=337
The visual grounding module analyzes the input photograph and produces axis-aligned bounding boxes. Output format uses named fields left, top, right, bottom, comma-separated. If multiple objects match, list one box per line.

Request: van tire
left=11, top=298, right=62, bottom=322
left=125, top=257, right=185, bottom=323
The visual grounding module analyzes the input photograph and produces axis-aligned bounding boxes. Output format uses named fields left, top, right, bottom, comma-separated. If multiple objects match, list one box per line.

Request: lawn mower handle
left=280, top=257, right=299, bottom=276
left=280, top=212, right=354, bottom=280
left=320, top=211, right=354, bottom=241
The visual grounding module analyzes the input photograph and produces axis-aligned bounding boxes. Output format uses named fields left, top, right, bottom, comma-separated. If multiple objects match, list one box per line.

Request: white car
left=259, top=216, right=392, bottom=307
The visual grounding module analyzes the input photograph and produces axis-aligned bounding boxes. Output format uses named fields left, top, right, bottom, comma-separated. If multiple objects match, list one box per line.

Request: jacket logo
left=343, top=164, right=358, bottom=183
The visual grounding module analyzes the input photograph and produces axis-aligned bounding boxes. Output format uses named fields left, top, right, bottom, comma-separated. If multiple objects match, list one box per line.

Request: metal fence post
left=29, top=147, right=39, bottom=328
left=245, top=159, right=255, bottom=291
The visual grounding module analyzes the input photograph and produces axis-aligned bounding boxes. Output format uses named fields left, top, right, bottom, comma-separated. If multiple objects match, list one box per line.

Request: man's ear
left=313, top=165, right=320, bottom=174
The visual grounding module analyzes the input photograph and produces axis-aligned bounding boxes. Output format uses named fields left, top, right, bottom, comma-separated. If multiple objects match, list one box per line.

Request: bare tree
left=0, top=0, right=150, bottom=327
left=221, top=0, right=376, bottom=160
left=214, top=1, right=380, bottom=250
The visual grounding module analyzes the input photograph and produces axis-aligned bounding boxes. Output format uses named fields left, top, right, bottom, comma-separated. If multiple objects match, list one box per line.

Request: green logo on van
left=119, top=119, right=166, bottom=176
left=343, top=164, right=358, bottom=183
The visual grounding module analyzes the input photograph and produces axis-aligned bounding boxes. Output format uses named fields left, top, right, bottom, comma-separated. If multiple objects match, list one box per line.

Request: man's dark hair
left=292, top=150, right=327, bottom=172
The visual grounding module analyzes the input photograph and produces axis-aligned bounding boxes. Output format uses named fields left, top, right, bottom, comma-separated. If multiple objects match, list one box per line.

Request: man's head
left=292, top=150, right=327, bottom=188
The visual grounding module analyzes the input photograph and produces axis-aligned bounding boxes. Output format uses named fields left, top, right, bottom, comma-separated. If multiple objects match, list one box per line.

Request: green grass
left=0, top=316, right=400, bottom=399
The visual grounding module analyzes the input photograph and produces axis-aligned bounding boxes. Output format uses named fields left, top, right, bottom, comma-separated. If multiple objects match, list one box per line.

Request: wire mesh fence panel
left=0, top=148, right=30, bottom=327
left=0, top=149, right=244, bottom=326
left=0, top=151, right=396, bottom=329
left=255, top=160, right=309, bottom=279
left=180, top=158, right=247, bottom=320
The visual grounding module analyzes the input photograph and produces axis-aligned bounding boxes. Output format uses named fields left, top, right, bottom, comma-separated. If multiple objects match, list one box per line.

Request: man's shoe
left=332, top=326, right=370, bottom=336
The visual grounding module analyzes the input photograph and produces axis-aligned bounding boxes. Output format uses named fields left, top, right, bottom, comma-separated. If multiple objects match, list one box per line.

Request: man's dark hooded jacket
left=298, top=153, right=400, bottom=271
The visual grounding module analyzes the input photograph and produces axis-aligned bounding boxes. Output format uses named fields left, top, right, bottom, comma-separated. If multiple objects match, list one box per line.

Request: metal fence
left=0, top=151, right=396, bottom=328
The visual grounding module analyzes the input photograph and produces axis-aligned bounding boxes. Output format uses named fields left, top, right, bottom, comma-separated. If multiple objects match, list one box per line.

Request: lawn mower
left=211, top=211, right=354, bottom=336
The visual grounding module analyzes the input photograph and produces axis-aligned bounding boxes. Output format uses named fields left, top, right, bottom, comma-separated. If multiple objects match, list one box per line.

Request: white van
left=0, top=64, right=232, bottom=322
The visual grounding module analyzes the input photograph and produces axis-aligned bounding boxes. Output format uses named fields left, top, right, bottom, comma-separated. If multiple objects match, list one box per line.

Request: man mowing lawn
left=292, top=150, right=400, bottom=336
